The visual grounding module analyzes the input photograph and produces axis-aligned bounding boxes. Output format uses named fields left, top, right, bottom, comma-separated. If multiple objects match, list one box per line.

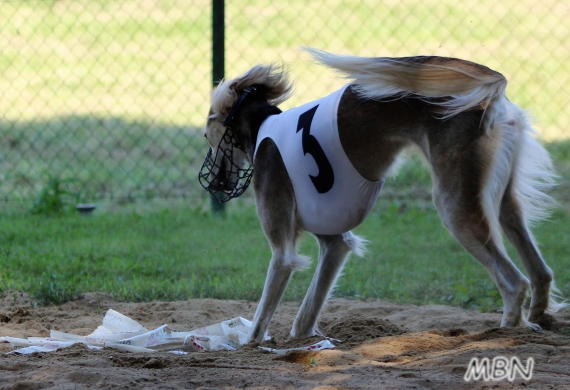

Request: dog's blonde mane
left=211, top=64, right=294, bottom=119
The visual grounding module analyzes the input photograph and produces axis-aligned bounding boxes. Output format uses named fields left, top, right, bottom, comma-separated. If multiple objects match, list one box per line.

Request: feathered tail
left=304, top=47, right=507, bottom=119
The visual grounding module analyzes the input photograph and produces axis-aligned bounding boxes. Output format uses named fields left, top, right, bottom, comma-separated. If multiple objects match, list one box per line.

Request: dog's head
left=200, top=109, right=249, bottom=196
left=200, top=64, right=293, bottom=201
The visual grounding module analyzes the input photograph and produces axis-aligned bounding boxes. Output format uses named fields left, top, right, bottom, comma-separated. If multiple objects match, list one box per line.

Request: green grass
left=1, top=0, right=567, bottom=135
left=1, top=197, right=569, bottom=312
left=0, top=0, right=569, bottom=202
left=228, top=0, right=570, bottom=140
left=0, top=0, right=568, bottom=308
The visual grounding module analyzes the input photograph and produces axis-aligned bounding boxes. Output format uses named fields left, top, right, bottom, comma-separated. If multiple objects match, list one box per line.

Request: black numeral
left=296, top=105, right=334, bottom=193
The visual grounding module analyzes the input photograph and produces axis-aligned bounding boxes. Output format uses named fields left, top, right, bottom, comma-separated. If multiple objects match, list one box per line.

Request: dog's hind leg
left=429, top=112, right=530, bottom=328
left=433, top=184, right=530, bottom=327
left=291, top=232, right=364, bottom=338
left=499, top=185, right=555, bottom=327
left=499, top=103, right=567, bottom=326
left=498, top=114, right=565, bottom=327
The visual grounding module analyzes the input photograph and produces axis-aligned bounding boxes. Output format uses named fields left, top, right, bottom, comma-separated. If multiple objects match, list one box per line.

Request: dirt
left=1, top=290, right=570, bottom=389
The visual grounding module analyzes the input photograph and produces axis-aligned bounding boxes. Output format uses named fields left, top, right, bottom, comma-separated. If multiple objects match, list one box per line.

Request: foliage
left=29, top=176, right=79, bottom=215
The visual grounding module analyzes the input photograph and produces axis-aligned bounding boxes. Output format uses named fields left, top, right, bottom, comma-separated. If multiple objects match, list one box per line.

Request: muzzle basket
left=198, top=131, right=254, bottom=203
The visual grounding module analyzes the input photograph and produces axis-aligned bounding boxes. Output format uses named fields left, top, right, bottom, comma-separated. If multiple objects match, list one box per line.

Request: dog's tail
left=485, top=97, right=564, bottom=314
left=304, top=47, right=507, bottom=119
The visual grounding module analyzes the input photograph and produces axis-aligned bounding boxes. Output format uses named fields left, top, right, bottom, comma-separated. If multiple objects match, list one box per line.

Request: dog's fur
left=204, top=48, right=565, bottom=343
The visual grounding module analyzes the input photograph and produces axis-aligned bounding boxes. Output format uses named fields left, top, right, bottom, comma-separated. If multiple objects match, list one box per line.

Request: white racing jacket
left=254, top=85, right=385, bottom=235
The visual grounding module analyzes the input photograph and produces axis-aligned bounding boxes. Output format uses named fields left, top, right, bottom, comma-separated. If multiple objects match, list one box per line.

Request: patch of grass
left=35, top=275, right=77, bottom=306
left=30, top=176, right=80, bottom=215
left=337, top=202, right=570, bottom=311
left=547, top=140, right=570, bottom=210
left=0, top=199, right=569, bottom=309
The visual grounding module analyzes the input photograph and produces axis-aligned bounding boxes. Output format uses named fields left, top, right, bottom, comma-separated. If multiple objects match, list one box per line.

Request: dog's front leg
left=246, top=139, right=308, bottom=343
left=247, top=247, right=309, bottom=342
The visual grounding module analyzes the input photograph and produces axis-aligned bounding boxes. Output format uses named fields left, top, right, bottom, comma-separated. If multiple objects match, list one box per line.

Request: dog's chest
left=255, top=86, right=385, bottom=234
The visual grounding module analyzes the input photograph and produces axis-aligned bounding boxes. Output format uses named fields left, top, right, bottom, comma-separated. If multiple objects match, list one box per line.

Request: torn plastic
left=0, top=309, right=336, bottom=355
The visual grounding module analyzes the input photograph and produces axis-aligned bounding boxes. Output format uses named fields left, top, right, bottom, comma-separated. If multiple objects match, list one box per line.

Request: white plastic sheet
left=0, top=309, right=335, bottom=355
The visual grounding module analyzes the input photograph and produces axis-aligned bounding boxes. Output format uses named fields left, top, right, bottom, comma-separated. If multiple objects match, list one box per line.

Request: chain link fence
left=1, top=0, right=568, bottom=207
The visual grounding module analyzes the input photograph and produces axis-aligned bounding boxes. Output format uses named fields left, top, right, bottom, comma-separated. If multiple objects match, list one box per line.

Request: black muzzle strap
left=223, top=86, right=257, bottom=128
left=199, top=87, right=257, bottom=203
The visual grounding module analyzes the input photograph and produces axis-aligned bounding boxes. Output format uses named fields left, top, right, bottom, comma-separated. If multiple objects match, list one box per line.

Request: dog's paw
left=290, top=324, right=322, bottom=339
left=289, top=329, right=317, bottom=339
left=523, top=319, right=541, bottom=332
left=527, top=323, right=541, bottom=332
left=528, top=312, right=555, bottom=330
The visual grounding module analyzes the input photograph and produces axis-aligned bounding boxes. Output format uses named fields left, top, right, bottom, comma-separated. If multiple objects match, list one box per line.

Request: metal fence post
left=211, top=0, right=225, bottom=215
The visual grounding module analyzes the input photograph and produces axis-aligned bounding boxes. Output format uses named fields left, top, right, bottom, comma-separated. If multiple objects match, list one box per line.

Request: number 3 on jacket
left=296, top=105, right=334, bottom=194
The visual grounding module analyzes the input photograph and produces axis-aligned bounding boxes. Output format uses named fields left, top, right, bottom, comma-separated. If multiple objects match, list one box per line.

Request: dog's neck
left=236, top=103, right=282, bottom=162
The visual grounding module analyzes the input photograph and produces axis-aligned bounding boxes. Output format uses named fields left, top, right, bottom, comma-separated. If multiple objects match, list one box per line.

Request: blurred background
left=1, top=0, right=569, bottom=209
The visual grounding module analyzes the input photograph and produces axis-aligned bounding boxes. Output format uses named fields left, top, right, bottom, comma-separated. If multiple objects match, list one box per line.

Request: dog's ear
left=239, top=64, right=294, bottom=106
left=212, top=64, right=294, bottom=120
left=211, top=81, right=235, bottom=119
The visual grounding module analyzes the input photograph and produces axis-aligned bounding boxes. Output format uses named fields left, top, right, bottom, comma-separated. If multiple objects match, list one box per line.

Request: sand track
left=1, top=291, right=569, bottom=389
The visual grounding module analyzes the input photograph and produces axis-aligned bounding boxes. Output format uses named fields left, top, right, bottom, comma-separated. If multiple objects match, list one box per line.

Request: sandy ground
left=1, top=291, right=570, bottom=389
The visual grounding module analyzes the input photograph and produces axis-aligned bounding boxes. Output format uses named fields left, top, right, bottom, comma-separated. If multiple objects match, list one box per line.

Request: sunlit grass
left=0, top=0, right=568, bottom=138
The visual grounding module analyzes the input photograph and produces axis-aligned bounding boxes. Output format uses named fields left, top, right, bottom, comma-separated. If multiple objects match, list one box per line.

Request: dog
left=199, top=48, right=565, bottom=343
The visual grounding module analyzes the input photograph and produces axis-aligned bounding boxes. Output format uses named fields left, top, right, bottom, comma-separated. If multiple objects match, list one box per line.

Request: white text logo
left=464, top=356, right=534, bottom=382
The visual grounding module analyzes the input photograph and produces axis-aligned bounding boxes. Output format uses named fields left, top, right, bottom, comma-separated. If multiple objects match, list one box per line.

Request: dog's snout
left=199, top=128, right=253, bottom=202
left=208, top=159, right=227, bottom=192
left=208, top=178, right=224, bottom=192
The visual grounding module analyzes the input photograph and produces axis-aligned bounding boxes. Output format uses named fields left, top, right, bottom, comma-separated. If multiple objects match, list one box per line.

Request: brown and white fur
left=204, top=48, right=565, bottom=343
